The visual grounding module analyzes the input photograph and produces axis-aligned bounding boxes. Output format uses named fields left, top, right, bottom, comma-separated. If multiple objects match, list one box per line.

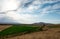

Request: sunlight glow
left=2, top=0, right=19, bottom=12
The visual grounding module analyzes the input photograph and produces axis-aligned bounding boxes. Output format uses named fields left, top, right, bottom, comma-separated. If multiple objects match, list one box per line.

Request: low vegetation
left=0, top=24, right=60, bottom=39
left=0, top=24, right=43, bottom=38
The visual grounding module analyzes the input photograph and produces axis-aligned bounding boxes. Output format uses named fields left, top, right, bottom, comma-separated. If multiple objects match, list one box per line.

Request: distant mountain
left=33, top=22, right=54, bottom=26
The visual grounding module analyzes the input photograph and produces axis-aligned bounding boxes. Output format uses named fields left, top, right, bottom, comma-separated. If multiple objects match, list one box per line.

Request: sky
left=0, top=0, right=60, bottom=24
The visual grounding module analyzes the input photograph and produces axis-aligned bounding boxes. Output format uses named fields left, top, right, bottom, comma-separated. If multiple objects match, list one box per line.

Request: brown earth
left=0, top=25, right=12, bottom=31
left=5, top=28, right=60, bottom=39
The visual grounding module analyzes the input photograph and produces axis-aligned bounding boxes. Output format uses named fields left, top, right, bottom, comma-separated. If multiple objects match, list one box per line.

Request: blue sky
left=0, top=0, right=60, bottom=24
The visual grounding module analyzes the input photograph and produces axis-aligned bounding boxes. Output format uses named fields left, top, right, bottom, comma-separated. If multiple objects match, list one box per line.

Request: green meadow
left=0, top=25, right=41, bottom=37
left=0, top=24, right=60, bottom=38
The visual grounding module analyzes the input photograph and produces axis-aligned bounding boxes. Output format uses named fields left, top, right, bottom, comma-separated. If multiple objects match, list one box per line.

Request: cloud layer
left=0, top=0, right=60, bottom=24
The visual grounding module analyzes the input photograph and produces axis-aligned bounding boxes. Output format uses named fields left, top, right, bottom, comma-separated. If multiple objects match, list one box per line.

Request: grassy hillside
left=0, top=24, right=60, bottom=39
left=0, top=25, right=41, bottom=38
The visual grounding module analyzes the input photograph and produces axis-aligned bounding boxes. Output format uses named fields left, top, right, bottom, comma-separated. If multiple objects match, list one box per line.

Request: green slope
left=0, top=25, right=40, bottom=36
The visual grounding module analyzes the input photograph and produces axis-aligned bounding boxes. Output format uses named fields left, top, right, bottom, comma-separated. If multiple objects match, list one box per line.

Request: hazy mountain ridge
left=32, top=22, right=54, bottom=26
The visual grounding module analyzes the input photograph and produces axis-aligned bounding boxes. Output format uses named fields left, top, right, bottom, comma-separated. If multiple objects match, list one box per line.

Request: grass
left=0, top=24, right=60, bottom=36
left=0, top=25, right=41, bottom=37
left=0, top=24, right=60, bottom=38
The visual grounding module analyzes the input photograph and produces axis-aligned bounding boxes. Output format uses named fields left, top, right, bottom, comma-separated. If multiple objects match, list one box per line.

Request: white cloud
left=1, top=0, right=19, bottom=12
left=6, top=11, right=38, bottom=24
left=42, top=19, right=60, bottom=24
left=0, top=0, right=60, bottom=24
left=39, top=6, right=52, bottom=17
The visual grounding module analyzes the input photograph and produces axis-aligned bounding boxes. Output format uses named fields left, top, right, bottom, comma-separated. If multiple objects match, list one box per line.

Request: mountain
left=33, top=22, right=54, bottom=26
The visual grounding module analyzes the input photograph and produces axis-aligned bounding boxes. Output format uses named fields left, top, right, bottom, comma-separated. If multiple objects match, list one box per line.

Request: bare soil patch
left=0, top=25, right=12, bottom=31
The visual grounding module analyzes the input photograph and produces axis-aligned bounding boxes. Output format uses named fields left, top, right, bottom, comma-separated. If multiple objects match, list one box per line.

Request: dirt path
left=0, top=25, right=12, bottom=31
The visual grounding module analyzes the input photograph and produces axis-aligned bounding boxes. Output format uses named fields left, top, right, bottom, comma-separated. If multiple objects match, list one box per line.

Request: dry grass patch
left=5, top=28, right=60, bottom=39
left=0, top=25, right=12, bottom=31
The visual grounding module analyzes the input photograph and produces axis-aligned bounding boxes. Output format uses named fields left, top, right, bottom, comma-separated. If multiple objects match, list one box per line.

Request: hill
left=0, top=23, right=60, bottom=39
